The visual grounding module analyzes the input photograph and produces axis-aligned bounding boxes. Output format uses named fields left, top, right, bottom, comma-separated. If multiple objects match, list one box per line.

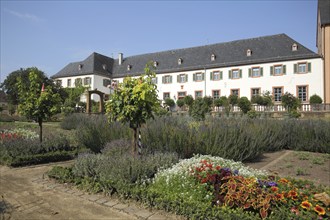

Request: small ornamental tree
left=105, top=63, right=160, bottom=155
left=238, top=97, right=252, bottom=114
left=281, top=92, right=301, bottom=118
left=309, top=94, right=323, bottom=104
left=176, top=99, right=185, bottom=110
left=184, top=95, right=194, bottom=107
left=17, top=69, right=62, bottom=142
left=164, top=98, right=175, bottom=111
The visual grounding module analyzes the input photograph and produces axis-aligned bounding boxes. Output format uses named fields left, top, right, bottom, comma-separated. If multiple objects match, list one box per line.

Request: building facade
left=317, top=0, right=330, bottom=103
left=52, top=34, right=325, bottom=105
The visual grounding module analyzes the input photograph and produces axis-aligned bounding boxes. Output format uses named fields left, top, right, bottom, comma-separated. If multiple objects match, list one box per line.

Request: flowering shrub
left=149, top=155, right=329, bottom=219
left=0, top=128, right=38, bottom=141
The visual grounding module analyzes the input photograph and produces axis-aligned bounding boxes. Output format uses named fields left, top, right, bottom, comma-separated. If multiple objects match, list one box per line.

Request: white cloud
left=4, top=8, right=44, bottom=22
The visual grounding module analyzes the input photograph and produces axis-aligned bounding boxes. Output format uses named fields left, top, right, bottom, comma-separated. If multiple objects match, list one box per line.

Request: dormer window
left=292, top=43, right=298, bottom=51
left=127, top=65, right=131, bottom=71
left=102, top=64, right=107, bottom=70
left=178, top=58, right=183, bottom=65
left=153, top=61, right=158, bottom=67
left=78, top=64, right=83, bottom=70
left=247, top=49, right=252, bottom=57
left=211, top=54, right=216, bottom=61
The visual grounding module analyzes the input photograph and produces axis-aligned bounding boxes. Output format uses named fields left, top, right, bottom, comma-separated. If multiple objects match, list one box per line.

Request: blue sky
left=0, top=0, right=318, bottom=84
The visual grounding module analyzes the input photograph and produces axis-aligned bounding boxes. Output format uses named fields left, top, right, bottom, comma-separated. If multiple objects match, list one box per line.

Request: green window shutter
left=260, top=67, right=263, bottom=76
left=177, top=75, right=180, bottom=83
left=210, top=72, right=213, bottom=80
left=220, top=71, right=223, bottom=80
left=155, top=77, right=158, bottom=84
left=229, top=70, right=232, bottom=79
left=283, top=65, right=286, bottom=74
left=248, top=68, right=251, bottom=77
left=193, top=73, right=196, bottom=81
left=270, top=66, right=274, bottom=76
left=170, top=76, right=172, bottom=83
left=294, top=64, right=298, bottom=73
left=239, top=69, right=242, bottom=78
left=308, top=62, right=311, bottom=72
left=202, top=72, right=205, bottom=80
left=185, top=74, right=188, bottom=82
left=162, top=76, right=165, bottom=84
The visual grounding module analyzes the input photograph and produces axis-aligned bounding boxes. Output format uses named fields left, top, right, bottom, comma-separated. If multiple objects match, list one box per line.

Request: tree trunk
left=132, top=127, right=137, bottom=156
left=38, top=118, right=43, bottom=143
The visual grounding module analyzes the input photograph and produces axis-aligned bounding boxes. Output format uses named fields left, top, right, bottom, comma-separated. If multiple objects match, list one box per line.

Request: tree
left=238, top=97, right=252, bottom=114
left=184, top=95, right=194, bottom=106
left=1, top=67, right=51, bottom=105
left=105, top=63, right=160, bottom=155
left=189, top=97, right=212, bottom=121
left=309, top=94, right=323, bottom=104
left=281, top=92, right=301, bottom=118
left=176, top=99, right=185, bottom=109
left=17, top=68, right=62, bottom=142
left=164, top=98, right=175, bottom=111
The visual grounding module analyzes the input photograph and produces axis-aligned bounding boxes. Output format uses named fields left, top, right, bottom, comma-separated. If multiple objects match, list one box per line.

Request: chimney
left=118, top=53, right=123, bottom=65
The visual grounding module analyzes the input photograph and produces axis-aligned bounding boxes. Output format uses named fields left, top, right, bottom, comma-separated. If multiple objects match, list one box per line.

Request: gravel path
left=0, top=161, right=181, bottom=220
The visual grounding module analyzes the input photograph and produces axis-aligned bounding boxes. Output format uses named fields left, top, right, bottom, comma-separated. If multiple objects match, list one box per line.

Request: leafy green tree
left=309, top=94, right=323, bottom=104
left=184, top=95, right=194, bottom=107
left=164, top=98, right=175, bottom=111
left=176, top=99, right=185, bottom=109
left=17, top=68, right=62, bottom=142
left=105, top=63, right=160, bottom=155
left=281, top=92, right=301, bottom=118
left=189, top=97, right=212, bottom=121
left=228, top=94, right=238, bottom=106
left=238, top=97, right=252, bottom=114
left=1, top=67, right=51, bottom=105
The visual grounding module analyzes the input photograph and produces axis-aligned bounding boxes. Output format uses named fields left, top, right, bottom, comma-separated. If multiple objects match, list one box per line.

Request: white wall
left=55, top=75, right=112, bottom=102
left=135, top=57, right=323, bottom=103
left=56, top=57, right=323, bottom=104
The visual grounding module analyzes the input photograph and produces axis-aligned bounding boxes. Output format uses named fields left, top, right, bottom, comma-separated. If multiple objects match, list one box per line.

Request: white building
left=52, top=34, right=324, bottom=105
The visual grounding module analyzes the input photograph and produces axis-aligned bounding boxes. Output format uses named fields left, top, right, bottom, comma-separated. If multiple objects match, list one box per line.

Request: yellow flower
left=301, top=200, right=312, bottom=210
left=314, top=205, right=326, bottom=216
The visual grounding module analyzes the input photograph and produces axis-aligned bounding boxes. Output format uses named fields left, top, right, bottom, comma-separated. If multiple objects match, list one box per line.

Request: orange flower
left=278, top=178, right=289, bottom=184
left=288, top=190, right=298, bottom=198
left=314, top=205, right=326, bottom=216
left=301, top=200, right=312, bottom=210
left=271, top=186, right=279, bottom=192
left=276, top=193, right=284, bottom=200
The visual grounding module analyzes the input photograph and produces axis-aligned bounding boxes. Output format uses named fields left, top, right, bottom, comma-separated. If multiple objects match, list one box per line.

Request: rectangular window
left=75, top=78, right=82, bottom=86
left=210, top=71, right=222, bottom=80
left=298, top=63, right=306, bottom=73
left=251, top=88, right=260, bottom=97
left=193, top=72, right=204, bottom=81
left=162, top=75, right=172, bottom=84
left=294, top=62, right=311, bottom=74
left=177, top=74, right=187, bottom=83
left=195, top=91, right=203, bottom=98
left=178, top=91, right=186, bottom=99
left=271, top=65, right=286, bottom=76
left=273, top=87, right=283, bottom=102
left=67, top=79, right=71, bottom=87
left=84, top=77, right=91, bottom=85
left=163, top=92, right=170, bottom=100
left=152, top=77, right=157, bottom=84
left=55, top=80, right=62, bottom=86
left=103, top=79, right=111, bottom=87
left=252, top=68, right=260, bottom=77
left=297, top=85, right=308, bottom=102
left=212, top=90, right=220, bottom=99
left=232, top=70, right=239, bottom=79
left=231, top=89, right=240, bottom=97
